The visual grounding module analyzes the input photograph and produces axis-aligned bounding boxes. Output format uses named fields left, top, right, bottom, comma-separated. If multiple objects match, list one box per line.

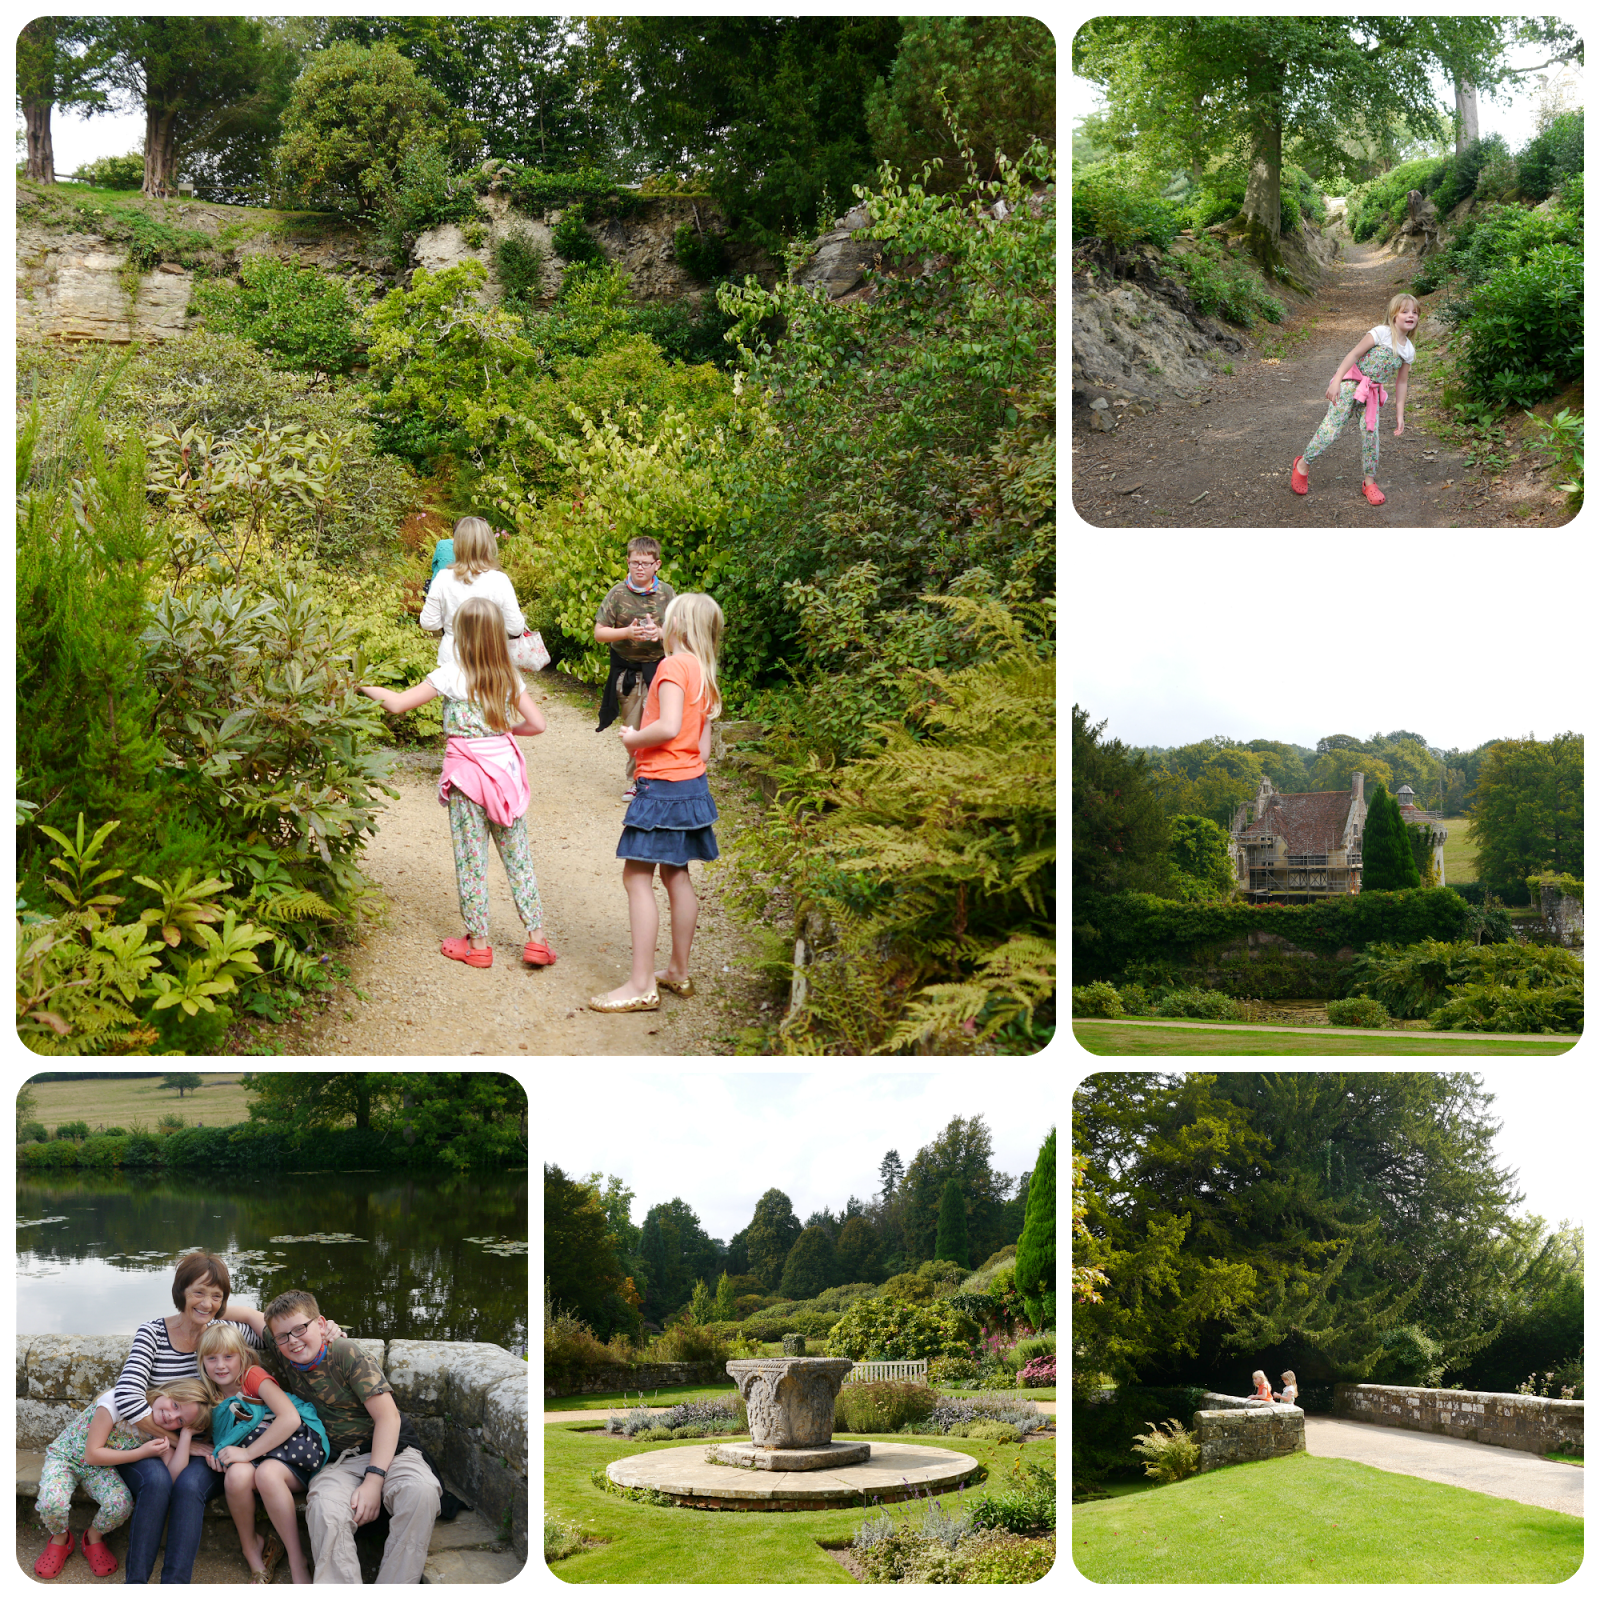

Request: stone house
left=1229, top=773, right=1447, bottom=900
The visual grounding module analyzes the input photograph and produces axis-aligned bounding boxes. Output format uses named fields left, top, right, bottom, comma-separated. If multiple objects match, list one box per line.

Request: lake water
left=16, top=1167, right=528, bottom=1356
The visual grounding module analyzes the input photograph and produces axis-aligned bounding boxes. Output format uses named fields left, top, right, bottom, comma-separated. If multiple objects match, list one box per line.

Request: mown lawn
left=1072, top=1454, right=1582, bottom=1582
left=23, top=1072, right=257, bottom=1128
left=1073, top=1022, right=1576, bottom=1056
left=1438, top=815, right=1477, bottom=883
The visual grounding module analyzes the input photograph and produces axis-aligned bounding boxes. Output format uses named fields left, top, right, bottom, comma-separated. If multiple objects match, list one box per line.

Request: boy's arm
left=227, top=1303, right=266, bottom=1337
left=364, top=1390, right=402, bottom=1473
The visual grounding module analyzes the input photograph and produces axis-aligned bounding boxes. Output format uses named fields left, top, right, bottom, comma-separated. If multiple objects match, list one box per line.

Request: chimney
left=1255, top=775, right=1273, bottom=820
left=1351, top=770, right=1364, bottom=806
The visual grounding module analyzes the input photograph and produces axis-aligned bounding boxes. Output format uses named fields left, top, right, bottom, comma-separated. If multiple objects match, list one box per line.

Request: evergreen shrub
left=1431, top=135, right=1508, bottom=214
left=1429, top=981, right=1583, bottom=1034
left=1516, top=111, right=1584, bottom=201
left=188, top=256, right=366, bottom=377
left=1461, top=244, right=1582, bottom=409
left=1326, top=996, right=1390, bottom=1028
left=552, top=208, right=605, bottom=265
left=71, top=151, right=145, bottom=189
left=1168, top=237, right=1285, bottom=327
left=1348, top=157, right=1451, bottom=241
left=826, top=1297, right=979, bottom=1361
left=1152, top=988, right=1239, bottom=1020
left=1071, top=167, right=1183, bottom=248
left=1071, top=982, right=1123, bottom=1018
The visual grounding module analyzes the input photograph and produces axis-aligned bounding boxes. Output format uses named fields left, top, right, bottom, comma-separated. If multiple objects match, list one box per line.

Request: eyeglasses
left=626, top=558, right=659, bottom=569
left=271, top=1320, right=316, bottom=1348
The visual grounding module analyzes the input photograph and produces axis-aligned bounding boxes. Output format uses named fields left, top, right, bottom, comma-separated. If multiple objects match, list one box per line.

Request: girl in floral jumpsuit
left=1292, top=293, right=1420, bottom=506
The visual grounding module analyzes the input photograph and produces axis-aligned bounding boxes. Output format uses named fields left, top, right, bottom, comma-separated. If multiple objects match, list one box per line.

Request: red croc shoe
left=441, top=936, right=492, bottom=968
left=35, top=1533, right=75, bottom=1579
left=84, top=1537, right=118, bottom=1578
left=1291, top=456, right=1309, bottom=494
left=1361, top=481, right=1386, bottom=505
left=523, top=938, right=558, bottom=967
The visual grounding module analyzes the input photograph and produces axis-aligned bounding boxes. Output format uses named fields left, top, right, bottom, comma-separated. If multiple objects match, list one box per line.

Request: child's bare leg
left=600, top=860, right=661, bottom=1001
left=658, top=864, right=698, bottom=984
left=255, top=1460, right=311, bottom=1583
left=223, top=1461, right=266, bottom=1569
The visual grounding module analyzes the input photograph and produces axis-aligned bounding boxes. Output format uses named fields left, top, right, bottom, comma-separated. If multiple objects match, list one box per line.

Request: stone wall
left=16, top=1335, right=528, bottom=1562
left=1333, top=1384, right=1584, bottom=1457
left=545, top=1360, right=728, bottom=1397
left=1192, top=1392, right=1306, bottom=1473
left=1536, top=883, right=1584, bottom=947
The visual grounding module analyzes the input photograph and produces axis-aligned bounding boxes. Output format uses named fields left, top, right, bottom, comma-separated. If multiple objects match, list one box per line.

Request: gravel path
left=1074, top=234, right=1564, bottom=528
left=251, top=682, right=774, bottom=1056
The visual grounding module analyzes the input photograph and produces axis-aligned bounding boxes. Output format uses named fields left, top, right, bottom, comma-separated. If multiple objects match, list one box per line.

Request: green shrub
left=72, top=151, right=144, bottom=190
left=1326, top=996, right=1390, bottom=1028
left=1431, top=135, right=1508, bottom=214
left=1516, top=110, right=1584, bottom=202
left=1153, top=988, right=1239, bottom=1020
left=927, top=1355, right=980, bottom=1385
left=1460, top=244, right=1582, bottom=409
left=674, top=222, right=728, bottom=280
left=77, top=1135, right=126, bottom=1168
left=1168, top=238, right=1284, bottom=327
left=1348, top=156, right=1452, bottom=241
left=493, top=227, right=547, bottom=308
left=188, top=255, right=366, bottom=378
left=1347, top=938, right=1582, bottom=1018
left=19, top=1122, right=49, bottom=1144
left=1475, top=149, right=1520, bottom=203
left=962, top=1533, right=1056, bottom=1583
left=1130, top=1417, right=1200, bottom=1483
left=835, top=1380, right=938, bottom=1434
left=965, top=1460, right=1056, bottom=1534
left=1071, top=168, right=1183, bottom=248
left=826, top=1297, right=980, bottom=1362
left=19, top=1138, right=79, bottom=1168
left=1071, top=981, right=1123, bottom=1018
left=1556, top=169, right=1583, bottom=219
left=641, top=1321, right=729, bottom=1365
left=544, top=1508, right=586, bottom=1562
left=967, top=1420, right=1022, bottom=1442
left=53, top=1120, right=91, bottom=1141
left=1184, top=164, right=1322, bottom=236
left=102, top=1126, right=127, bottom=1137
left=1429, top=981, right=1583, bottom=1034
left=552, top=208, right=605, bottom=265
left=1447, top=204, right=1579, bottom=287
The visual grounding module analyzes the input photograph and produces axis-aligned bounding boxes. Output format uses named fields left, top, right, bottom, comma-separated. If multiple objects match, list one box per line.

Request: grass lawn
left=544, top=1423, right=1056, bottom=1583
left=21, top=1073, right=256, bottom=1130
left=1072, top=1454, right=1582, bottom=1582
left=1438, top=815, right=1477, bottom=883
left=1073, top=1022, right=1576, bottom=1056
left=547, top=1381, right=1056, bottom=1412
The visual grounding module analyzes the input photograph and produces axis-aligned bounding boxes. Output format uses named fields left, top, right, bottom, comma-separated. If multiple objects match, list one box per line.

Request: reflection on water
left=16, top=1168, right=528, bottom=1355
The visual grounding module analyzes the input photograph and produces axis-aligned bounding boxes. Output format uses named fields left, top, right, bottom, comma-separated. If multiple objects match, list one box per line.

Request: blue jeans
left=116, top=1455, right=222, bottom=1583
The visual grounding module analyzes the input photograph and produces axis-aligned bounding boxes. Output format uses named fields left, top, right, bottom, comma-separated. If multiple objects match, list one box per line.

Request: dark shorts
left=616, top=772, right=720, bottom=866
left=234, top=1421, right=326, bottom=1485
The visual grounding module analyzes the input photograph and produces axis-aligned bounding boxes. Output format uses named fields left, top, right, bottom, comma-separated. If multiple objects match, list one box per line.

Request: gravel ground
left=242, top=678, right=785, bottom=1057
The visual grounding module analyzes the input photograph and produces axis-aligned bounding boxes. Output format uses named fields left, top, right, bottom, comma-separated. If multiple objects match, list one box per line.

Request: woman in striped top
left=112, top=1252, right=344, bottom=1584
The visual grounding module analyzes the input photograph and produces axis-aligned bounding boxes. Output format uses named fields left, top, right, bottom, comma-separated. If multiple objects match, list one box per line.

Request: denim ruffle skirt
left=616, top=772, right=720, bottom=866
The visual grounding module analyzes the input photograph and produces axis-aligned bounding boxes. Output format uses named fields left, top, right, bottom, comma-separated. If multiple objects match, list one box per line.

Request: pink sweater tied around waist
left=438, top=734, right=529, bottom=825
left=1344, top=366, right=1388, bottom=432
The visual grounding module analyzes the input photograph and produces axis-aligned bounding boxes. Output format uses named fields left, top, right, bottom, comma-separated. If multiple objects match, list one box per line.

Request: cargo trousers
left=305, top=1445, right=440, bottom=1584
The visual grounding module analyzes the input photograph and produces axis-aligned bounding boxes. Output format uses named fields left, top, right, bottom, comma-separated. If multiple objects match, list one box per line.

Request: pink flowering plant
left=1018, top=1355, right=1055, bottom=1388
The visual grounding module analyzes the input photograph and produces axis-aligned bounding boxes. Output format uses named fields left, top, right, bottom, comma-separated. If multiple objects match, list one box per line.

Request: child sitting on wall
left=1274, top=1370, right=1298, bottom=1407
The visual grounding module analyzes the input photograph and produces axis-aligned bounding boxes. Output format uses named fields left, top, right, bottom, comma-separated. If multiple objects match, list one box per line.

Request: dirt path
left=248, top=683, right=774, bottom=1057
left=1073, top=234, right=1566, bottom=528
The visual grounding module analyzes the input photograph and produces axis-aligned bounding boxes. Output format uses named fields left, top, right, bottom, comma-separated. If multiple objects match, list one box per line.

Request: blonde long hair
left=455, top=596, right=523, bottom=733
left=196, top=1322, right=254, bottom=1404
left=662, top=593, right=723, bottom=720
left=451, top=516, right=501, bottom=583
left=145, top=1376, right=214, bottom=1419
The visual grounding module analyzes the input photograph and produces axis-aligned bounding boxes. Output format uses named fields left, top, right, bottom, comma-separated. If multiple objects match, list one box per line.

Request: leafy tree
left=834, top=1215, right=881, bottom=1284
left=1073, top=707, right=1173, bottom=895
left=17, top=19, right=112, bottom=184
left=743, top=1188, right=803, bottom=1290
left=780, top=1224, right=839, bottom=1300
left=1015, top=1128, right=1055, bottom=1331
left=1073, top=17, right=1505, bottom=281
left=1245, top=740, right=1310, bottom=792
left=636, top=1198, right=720, bottom=1319
left=1361, top=787, right=1423, bottom=893
left=866, top=16, right=1055, bottom=192
left=713, top=1271, right=737, bottom=1321
left=1467, top=734, right=1584, bottom=903
left=900, top=1115, right=1020, bottom=1267
left=161, top=1073, right=202, bottom=1098
left=271, top=41, right=464, bottom=217
left=1310, top=747, right=1394, bottom=795
left=1168, top=815, right=1237, bottom=900
left=581, top=1172, right=641, bottom=1259
left=545, top=1163, right=626, bottom=1336
left=934, top=1176, right=971, bottom=1270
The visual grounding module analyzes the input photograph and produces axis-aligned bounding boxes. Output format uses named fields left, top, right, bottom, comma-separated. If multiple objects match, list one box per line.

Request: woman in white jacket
left=419, top=516, right=525, bottom=668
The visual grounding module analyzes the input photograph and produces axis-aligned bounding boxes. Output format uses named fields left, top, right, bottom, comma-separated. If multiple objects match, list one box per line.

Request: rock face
left=726, top=1356, right=855, bottom=1449
left=18, top=180, right=1056, bottom=358
left=1073, top=219, right=1337, bottom=418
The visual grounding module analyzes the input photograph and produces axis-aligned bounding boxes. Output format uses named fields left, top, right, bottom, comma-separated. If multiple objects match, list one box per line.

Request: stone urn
left=711, top=1357, right=868, bottom=1471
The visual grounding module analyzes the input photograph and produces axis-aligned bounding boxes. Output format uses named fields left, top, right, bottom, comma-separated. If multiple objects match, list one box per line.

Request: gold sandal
left=252, top=1532, right=284, bottom=1583
left=588, top=989, right=659, bottom=1013
left=655, top=973, right=695, bottom=998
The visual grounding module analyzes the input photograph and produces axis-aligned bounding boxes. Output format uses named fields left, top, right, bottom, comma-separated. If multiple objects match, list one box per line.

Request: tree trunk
left=23, top=101, right=55, bottom=183
left=143, top=107, right=180, bottom=197
left=354, top=1079, right=370, bottom=1131
left=1454, top=78, right=1480, bottom=154
left=1243, top=135, right=1282, bottom=245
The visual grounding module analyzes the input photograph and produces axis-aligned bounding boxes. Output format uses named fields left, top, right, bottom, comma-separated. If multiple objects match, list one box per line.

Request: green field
left=1073, top=1022, right=1576, bottom=1056
left=1072, top=1453, right=1581, bottom=1582
left=20, top=1073, right=256, bottom=1131
left=1438, top=815, right=1477, bottom=883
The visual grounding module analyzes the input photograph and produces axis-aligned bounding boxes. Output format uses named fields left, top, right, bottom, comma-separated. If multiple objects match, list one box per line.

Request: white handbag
left=508, top=630, right=551, bottom=671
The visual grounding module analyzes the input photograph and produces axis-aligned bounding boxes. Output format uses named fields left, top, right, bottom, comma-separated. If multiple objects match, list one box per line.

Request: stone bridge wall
left=1191, top=1392, right=1306, bottom=1473
left=16, top=1335, right=528, bottom=1562
left=1333, top=1384, right=1583, bottom=1457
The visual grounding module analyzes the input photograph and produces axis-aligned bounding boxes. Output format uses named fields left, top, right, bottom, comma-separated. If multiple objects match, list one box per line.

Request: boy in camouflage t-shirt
left=264, top=1291, right=440, bottom=1584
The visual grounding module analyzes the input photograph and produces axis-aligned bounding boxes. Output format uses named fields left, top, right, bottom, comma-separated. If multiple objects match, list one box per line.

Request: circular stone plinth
left=707, top=1439, right=871, bottom=1471
left=607, top=1440, right=980, bottom=1512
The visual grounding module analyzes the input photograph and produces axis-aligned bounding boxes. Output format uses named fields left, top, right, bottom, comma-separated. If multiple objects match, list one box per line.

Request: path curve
left=1305, top=1416, right=1582, bottom=1517
left=260, top=683, right=764, bottom=1056
left=1075, top=234, right=1506, bottom=528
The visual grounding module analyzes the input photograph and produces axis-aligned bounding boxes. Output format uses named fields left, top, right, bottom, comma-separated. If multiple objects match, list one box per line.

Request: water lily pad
left=268, top=1233, right=367, bottom=1244
left=17, top=1216, right=70, bottom=1228
left=462, top=1235, right=527, bottom=1256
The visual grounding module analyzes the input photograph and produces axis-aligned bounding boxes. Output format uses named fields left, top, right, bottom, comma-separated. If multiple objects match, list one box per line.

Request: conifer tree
left=688, top=1278, right=714, bottom=1325
left=779, top=1225, right=838, bottom=1300
left=934, top=1176, right=971, bottom=1270
left=1361, top=787, right=1422, bottom=892
left=713, top=1271, right=736, bottom=1321
left=744, top=1188, right=802, bottom=1289
left=1015, top=1127, right=1056, bottom=1330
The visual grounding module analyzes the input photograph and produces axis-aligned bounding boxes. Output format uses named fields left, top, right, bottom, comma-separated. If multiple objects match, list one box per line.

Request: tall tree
left=1073, top=706, right=1173, bottom=896
left=713, top=1271, right=737, bottom=1321
left=901, top=1114, right=1016, bottom=1265
left=1073, top=17, right=1505, bottom=279
left=636, top=1198, right=719, bottom=1318
left=866, top=15, right=1054, bottom=192
left=1361, top=786, right=1423, bottom=893
left=780, top=1224, right=839, bottom=1299
left=1014, top=1128, right=1055, bottom=1330
left=743, top=1187, right=802, bottom=1290
left=161, top=1073, right=202, bottom=1098
left=545, top=1163, right=625, bottom=1335
left=834, top=1215, right=881, bottom=1283
left=1468, top=733, right=1584, bottom=902
left=17, top=18, right=112, bottom=184
left=933, top=1176, right=971, bottom=1270
left=877, top=1150, right=905, bottom=1201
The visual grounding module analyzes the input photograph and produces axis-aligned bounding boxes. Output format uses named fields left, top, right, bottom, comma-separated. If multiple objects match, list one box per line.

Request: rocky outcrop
left=1073, top=218, right=1337, bottom=420
left=25, top=178, right=1056, bottom=356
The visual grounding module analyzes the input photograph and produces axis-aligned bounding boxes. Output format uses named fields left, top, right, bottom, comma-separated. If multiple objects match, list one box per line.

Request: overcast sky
left=1067, top=22, right=1584, bottom=175
left=1068, top=544, right=1580, bottom=755
left=543, top=1071, right=1057, bottom=1244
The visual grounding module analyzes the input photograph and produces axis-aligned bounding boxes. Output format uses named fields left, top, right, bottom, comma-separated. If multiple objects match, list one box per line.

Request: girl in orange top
left=590, top=593, right=723, bottom=1013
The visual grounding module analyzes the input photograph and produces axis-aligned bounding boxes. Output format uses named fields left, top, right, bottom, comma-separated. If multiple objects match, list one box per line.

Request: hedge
left=16, top=1123, right=454, bottom=1172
